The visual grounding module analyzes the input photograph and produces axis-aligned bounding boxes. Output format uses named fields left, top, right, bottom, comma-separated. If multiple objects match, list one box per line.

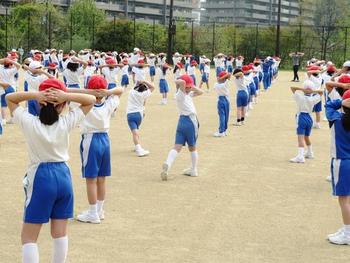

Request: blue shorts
left=253, top=77, right=259, bottom=91
left=190, top=75, right=196, bottom=86
left=67, top=83, right=80, bottom=89
left=108, top=83, right=117, bottom=90
left=80, top=133, right=111, bottom=178
left=1, top=86, right=15, bottom=107
left=127, top=112, right=142, bottom=130
left=121, top=74, right=129, bottom=86
left=331, top=158, right=350, bottom=196
left=296, top=113, right=313, bottom=136
left=249, top=82, right=256, bottom=96
left=44, top=60, right=49, bottom=67
left=216, top=67, right=223, bottom=76
left=313, top=101, right=322, bottom=112
left=28, top=100, right=40, bottom=116
left=23, top=162, right=73, bottom=223
left=236, top=90, right=249, bottom=107
left=159, top=79, right=169, bottom=93
left=175, top=115, right=199, bottom=147
left=199, top=63, right=204, bottom=72
left=227, top=65, right=233, bottom=73
left=201, top=73, right=208, bottom=83
left=150, top=66, right=156, bottom=76
left=258, top=72, right=263, bottom=82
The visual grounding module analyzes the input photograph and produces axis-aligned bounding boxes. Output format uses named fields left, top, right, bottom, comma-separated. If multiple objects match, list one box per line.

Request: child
left=158, top=63, right=170, bottom=105
left=6, top=78, right=95, bottom=263
left=62, top=57, right=87, bottom=88
left=242, top=65, right=255, bottom=110
left=126, top=80, right=155, bottom=157
left=147, top=53, right=156, bottom=82
left=307, top=65, right=324, bottom=129
left=121, top=59, right=130, bottom=89
left=226, top=56, right=234, bottom=74
left=100, top=58, right=120, bottom=89
left=214, top=53, right=225, bottom=76
left=290, top=80, right=323, bottom=163
left=84, top=60, right=96, bottom=89
left=235, top=55, right=244, bottom=69
left=232, top=69, right=249, bottom=126
left=325, top=89, right=350, bottom=245
left=160, top=74, right=204, bottom=180
left=73, top=75, right=123, bottom=224
left=199, top=55, right=206, bottom=74
left=199, top=59, right=210, bottom=91
left=132, top=59, right=147, bottom=84
left=214, top=71, right=230, bottom=137
left=184, top=54, right=191, bottom=72
left=187, top=60, right=197, bottom=86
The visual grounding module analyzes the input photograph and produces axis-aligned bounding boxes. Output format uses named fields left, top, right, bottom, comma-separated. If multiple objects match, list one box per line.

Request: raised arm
left=290, top=86, right=303, bottom=93
left=190, top=86, right=204, bottom=97
left=71, top=57, right=88, bottom=69
left=139, top=80, right=155, bottom=92
left=0, top=58, right=21, bottom=70
left=325, top=81, right=350, bottom=93
left=6, top=91, right=48, bottom=114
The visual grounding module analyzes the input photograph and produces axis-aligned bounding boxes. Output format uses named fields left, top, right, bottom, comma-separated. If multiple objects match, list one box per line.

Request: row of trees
left=0, top=0, right=350, bottom=67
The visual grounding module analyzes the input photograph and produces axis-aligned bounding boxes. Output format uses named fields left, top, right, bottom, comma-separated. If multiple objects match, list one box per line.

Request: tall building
left=0, top=0, right=200, bottom=24
left=200, top=0, right=313, bottom=25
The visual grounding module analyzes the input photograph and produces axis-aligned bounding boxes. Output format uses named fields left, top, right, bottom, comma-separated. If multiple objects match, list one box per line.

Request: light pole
left=167, top=0, right=175, bottom=64
left=275, top=0, right=282, bottom=56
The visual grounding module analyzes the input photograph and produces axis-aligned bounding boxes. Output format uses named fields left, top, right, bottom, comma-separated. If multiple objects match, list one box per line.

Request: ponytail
left=39, top=103, right=59, bottom=125
left=341, top=106, right=350, bottom=132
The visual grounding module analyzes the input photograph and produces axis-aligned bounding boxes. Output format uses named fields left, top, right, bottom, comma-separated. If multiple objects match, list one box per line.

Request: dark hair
left=67, top=62, right=79, bottom=72
left=336, top=87, right=345, bottom=97
left=39, top=103, right=59, bottom=125
left=48, top=69, right=56, bottom=75
left=233, top=68, right=242, bottom=75
left=327, top=71, right=334, bottom=76
left=173, top=65, right=179, bottom=74
left=342, top=106, right=350, bottom=131
left=134, top=83, right=148, bottom=93
left=312, top=73, right=319, bottom=77
left=254, top=63, right=259, bottom=66
left=162, top=66, right=167, bottom=75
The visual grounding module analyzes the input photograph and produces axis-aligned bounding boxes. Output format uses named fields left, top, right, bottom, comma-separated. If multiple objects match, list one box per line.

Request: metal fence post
left=191, top=20, right=194, bottom=54
left=27, top=12, right=30, bottom=52
left=212, top=22, right=215, bottom=59
left=48, top=11, right=52, bottom=49
left=5, top=8, right=8, bottom=53
left=70, top=12, right=73, bottom=50
left=321, top=26, right=325, bottom=60
left=298, top=23, right=302, bottom=51
left=344, top=27, right=348, bottom=62
left=255, top=23, right=259, bottom=58
left=152, top=18, right=155, bottom=51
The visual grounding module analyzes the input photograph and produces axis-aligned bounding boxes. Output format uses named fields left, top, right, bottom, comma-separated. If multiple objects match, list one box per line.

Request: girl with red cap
left=161, top=74, right=203, bottom=180
left=325, top=87, right=350, bottom=245
left=307, top=65, right=324, bottom=129
left=157, top=63, right=170, bottom=105
left=199, top=59, right=211, bottom=92
left=99, top=58, right=121, bottom=89
left=146, top=53, right=157, bottom=82
left=5, top=79, right=95, bottom=263
left=232, top=68, right=249, bottom=126
left=69, top=75, right=123, bottom=224
left=187, top=60, right=198, bottom=86
left=214, top=71, right=231, bottom=137
left=131, top=59, right=148, bottom=85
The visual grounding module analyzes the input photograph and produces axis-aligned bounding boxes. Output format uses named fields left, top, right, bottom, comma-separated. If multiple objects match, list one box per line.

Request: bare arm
left=190, top=86, right=204, bottom=97
left=71, top=57, right=88, bottom=69
left=139, top=80, right=155, bottom=92
left=0, top=58, right=21, bottom=69
left=325, top=81, right=350, bottom=93
left=6, top=91, right=48, bottom=114
left=290, top=86, right=303, bottom=93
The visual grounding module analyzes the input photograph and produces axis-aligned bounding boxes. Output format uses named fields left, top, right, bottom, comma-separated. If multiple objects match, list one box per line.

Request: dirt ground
left=0, top=70, right=349, bottom=263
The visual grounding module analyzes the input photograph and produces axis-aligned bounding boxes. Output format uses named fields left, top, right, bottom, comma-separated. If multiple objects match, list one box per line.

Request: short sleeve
left=311, top=94, right=321, bottom=105
left=329, top=89, right=342, bottom=101
left=142, top=89, right=152, bottom=99
left=132, top=67, right=137, bottom=74
left=12, top=106, right=35, bottom=130
left=326, top=99, right=342, bottom=121
left=105, top=95, right=120, bottom=114
left=78, top=67, right=84, bottom=75
left=293, top=92, right=303, bottom=104
left=62, top=107, right=85, bottom=132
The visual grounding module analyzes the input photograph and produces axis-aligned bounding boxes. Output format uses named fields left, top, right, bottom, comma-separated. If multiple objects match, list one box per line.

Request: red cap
left=177, top=62, right=184, bottom=69
left=87, top=75, right=107, bottom=90
left=242, top=65, right=250, bottom=72
left=87, top=60, right=94, bottom=66
left=137, top=59, right=145, bottom=64
left=39, top=79, right=67, bottom=92
left=179, top=74, right=194, bottom=88
left=248, top=64, right=254, bottom=70
left=338, top=75, right=350, bottom=84
left=190, top=60, right=197, bottom=66
left=48, top=63, right=57, bottom=69
left=10, top=51, right=18, bottom=58
left=343, top=90, right=350, bottom=100
left=33, top=54, right=42, bottom=61
left=327, top=65, right=336, bottom=73
left=218, top=71, right=229, bottom=79
left=122, top=59, right=129, bottom=65
left=106, top=58, right=117, bottom=65
left=307, top=65, right=321, bottom=72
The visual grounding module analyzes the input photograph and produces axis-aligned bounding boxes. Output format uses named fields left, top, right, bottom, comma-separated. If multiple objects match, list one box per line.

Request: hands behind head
left=91, top=89, right=109, bottom=98
left=342, top=99, right=350, bottom=108
left=39, top=88, right=68, bottom=106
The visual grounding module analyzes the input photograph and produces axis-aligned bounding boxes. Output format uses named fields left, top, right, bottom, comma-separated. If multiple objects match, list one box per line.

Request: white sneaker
left=183, top=168, right=198, bottom=177
left=224, top=131, right=228, bottom=136
left=98, top=210, right=105, bottom=220
left=313, top=123, right=321, bottom=129
left=241, top=121, right=245, bottom=125
left=289, top=156, right=305, bottom=163
left=77, top=212, right=101, bottom=224
left=136, top=149, right=150, bottom=157
left=328, top=227, right=344, bottom=239
left=305, top=152, right=314, bottom=159
left=249, top=103, right=254, bottom=110
left=328, top=231, right=350, bottom=245
left=213, top=132, right=225, bottom=137
left=323, top=116, right=328, bottom=121
left=326, top=175, right=332, bottom=182
left=233, top=122, right=241, bottom=126
left=161, top=163, right=169, bottom=181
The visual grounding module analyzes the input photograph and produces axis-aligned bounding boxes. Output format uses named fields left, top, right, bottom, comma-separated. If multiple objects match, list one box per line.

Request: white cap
left=343, top=61, right=350, bottom=67
left=29, top=61, right=42, bottom=70
left=134, top=47, right=140, bottom=52
left=303, top=80, right=316, bottom=90
left=205, top=59, right=211, bottom=63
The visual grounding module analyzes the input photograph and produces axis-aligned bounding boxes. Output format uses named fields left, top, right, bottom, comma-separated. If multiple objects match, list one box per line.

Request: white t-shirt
left=0, top=66, right=18, bottom=88
left=80, top=96, right=119, bottom=134
left=157, top=67, right=167, bottom=80
left=187, top=65, right=196, bottom=76
left=43, top=53, right=50, bottom=61
left=126, top=89, right=152, bottom=114
left=129, top=53, right=140, bottom=65
left=63, top=67, right=84, bottom=85
left=214, top=57, right=224, bottom=68
left=236, top=58, right=244, bottom=67
left=234, top=77, right=248, bottom=92
left=50, top=54, right=59, bottom=64
left=147, top=57, right=156, bottom=67
left=132, top=67, right=146, bottom=83
left=25, top=74, right=47, bottom=92
left=84, top=65, right=95, bottom=77
left=102, top=67, right=119, bottom=84
left=13, top=106, right=85, bottom=166
left=308, top=75, right=323, bottom=90
left=176, top=89, right=196, bottom=116
left=215, top=81, right=230, bottom=98
left=294, top=92, right=321, bottom=114
left=204, top=65, right=210, bottom=74
left=121, top=65, right=129, bottom=75
left=328, top=87, right=342, bottom=101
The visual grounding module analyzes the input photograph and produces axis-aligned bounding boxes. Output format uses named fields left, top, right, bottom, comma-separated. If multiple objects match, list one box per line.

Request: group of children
left=290, top=58, right=350, bottom=245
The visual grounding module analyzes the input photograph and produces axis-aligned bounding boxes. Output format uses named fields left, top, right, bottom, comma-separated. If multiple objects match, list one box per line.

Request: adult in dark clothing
left=289, top=52, right=305, bottom=82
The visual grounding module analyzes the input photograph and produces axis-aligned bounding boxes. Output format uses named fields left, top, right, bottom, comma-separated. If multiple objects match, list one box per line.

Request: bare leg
left=339, top=196, right=350, bottom=225
left=86, top=178, right=97, bottom=205
left=97, top=177, right=106, bottom=201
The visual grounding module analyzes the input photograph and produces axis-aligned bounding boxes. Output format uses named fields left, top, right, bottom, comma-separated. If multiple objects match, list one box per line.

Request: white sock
left=135, top=144, right=142, bottom=152
left=89, top=204, right=97, bottom=215
left=307, top=145, right=313, bottom=153
left=97, top=200, right=104, bottom=212
left=191, top=151, right=198, bottom=171
left=165, top=149, right=178, bottom=168
left=297, top=147, right=304, bottom=158
left=52, top=236, right=68, bottom=263
left=22, top=243, right=39, bottom=263
left=344, top=225, right=350, bottom=236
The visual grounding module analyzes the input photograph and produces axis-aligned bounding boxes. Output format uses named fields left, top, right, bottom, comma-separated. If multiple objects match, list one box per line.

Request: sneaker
left=233, top=122, right=241, bottom=126
left=183, top=168, right=198, bottom=177
left=241, top=121, right=245, bottom=125
left=224, top=131, right=228, bottom=136
left=313, top=123, right=321, bottom=129
left=136, top=149, right=150, bottom=157
left=328, top=231, right=350, bottom=245
left=249, top=103, right=254, bottom=110
left=77, top=212, right=101, bottom=224
left=328, top=227, right=344, bottom=239
left=289, top=156, right=305, bottom=163
left=161, top=163, right=169, bottom=181
left=305, top=152, right=314, bottom=159
left=323, top=116, right=328, bottom=121
left=326, top=175, right=332, bottom=182
left=98, top=210, right=105, bottom=220
left=213, top=132, right=225, bottom=137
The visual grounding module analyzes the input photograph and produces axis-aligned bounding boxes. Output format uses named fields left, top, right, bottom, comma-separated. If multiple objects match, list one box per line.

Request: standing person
left=146, top=53, right=157, bottom=82
left=289, top=51, right=304, bottom=82
left=126, top=80, right=155, bottom=157
left=235, top=55, right=244, bottom=69
left=187, top=60, right=197, bottom=86
left=5, top=79, right=95, bottom=263
left=226, top=56, right=234, bottom=74
left=120, top=59, right=130, bottom=89
left=199, top=59, right=210, bottom=91
left=158, top=63, right=170, bottom=105
left=62, top=57, right=87, bottom=88
left=307, top=66, right=324, bottom=129
left=72, top=75, right=123, bottom=224
left=83, top=60, right=96, bottom=89
left=132, top=59, right=147, bottom=84
left=100, top=58, right=120, bottom=89
left=289, top=80, right=323, bottom=163
left=160, top=75, right=204, bottom=181
left=232, top=69, right=249, bottom=126
left=325, top=89, right=350, bottom=245
left=214, top=71, right=230, bottom=137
